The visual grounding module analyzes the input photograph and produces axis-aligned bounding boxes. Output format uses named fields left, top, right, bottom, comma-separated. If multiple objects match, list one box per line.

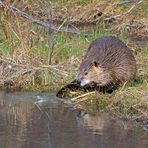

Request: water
left=0, top=91, right=147, bottom=148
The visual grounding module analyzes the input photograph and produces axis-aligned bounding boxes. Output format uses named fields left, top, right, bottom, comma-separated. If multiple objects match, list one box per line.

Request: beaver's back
left=79, top=36, right=136, bottom=84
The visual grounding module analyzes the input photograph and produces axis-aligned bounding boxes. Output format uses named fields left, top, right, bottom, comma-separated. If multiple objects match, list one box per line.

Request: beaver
left=57, top=36, right=136, bottom=97
left=76, top=36, right=136, bottom=87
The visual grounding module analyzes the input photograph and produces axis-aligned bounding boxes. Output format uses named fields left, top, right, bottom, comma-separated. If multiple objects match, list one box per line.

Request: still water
left=0, top=91, right=147, bottom=148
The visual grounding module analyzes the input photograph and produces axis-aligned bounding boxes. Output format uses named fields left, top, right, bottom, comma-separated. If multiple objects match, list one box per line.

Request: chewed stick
left=71, top=91, right=95, bottom=101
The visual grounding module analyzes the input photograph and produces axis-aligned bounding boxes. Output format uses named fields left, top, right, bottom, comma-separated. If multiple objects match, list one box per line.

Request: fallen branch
left=0, top=58, right=68, bottom=76
left=0, top=1, right=80, bottom=34
left=104, top=0, right=143, bottom=21
left=0, top=57, right=69, bottom=88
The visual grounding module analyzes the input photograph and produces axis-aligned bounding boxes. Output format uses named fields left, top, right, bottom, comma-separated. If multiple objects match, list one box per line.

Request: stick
left=71, top=91, right=95, bottom=101
left=0, top=1, right=80, bottom=34
left=104, top=0, right=143, bottom=21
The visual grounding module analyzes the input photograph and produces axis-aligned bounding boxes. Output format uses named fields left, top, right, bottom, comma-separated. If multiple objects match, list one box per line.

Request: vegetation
left=0, top=0, right=148, bottom=121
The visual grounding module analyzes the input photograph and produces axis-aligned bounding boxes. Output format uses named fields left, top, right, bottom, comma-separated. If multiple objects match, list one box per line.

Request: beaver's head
left=76, top=61, right=110, bottom=87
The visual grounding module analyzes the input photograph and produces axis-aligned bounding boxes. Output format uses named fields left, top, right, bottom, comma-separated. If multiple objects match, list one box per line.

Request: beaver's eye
left=84, top=72, right=88, bottom=75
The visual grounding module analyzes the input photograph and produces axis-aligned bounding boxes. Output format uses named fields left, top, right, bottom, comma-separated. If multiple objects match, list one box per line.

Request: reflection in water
left=0, top=91, right=147, bottom=148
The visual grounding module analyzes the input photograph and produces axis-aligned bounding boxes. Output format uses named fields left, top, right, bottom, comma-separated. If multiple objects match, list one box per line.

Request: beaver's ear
left=92, top=61, right=98, bottom=67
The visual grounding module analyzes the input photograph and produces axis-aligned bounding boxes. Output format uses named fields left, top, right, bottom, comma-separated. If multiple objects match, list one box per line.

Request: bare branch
left=104, top=0, right=143, bottom=21
left=0, top=1, right=80, bottom=34
left=47, top=10, right=55, bottom=65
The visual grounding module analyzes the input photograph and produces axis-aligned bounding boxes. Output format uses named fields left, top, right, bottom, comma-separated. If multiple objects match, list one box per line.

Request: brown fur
left=56, top=36, right=136, bottom=98
left=76, top=36, right=136, bottom=87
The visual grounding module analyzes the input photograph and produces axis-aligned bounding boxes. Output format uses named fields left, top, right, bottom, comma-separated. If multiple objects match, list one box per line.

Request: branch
left=0, top=58, right=68, bottom=76
left=104, top=0, right=143, bottom=21
left=0, top=1, right=80, bottom=34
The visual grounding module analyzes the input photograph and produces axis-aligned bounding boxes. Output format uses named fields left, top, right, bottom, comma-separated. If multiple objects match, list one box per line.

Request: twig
left=0, top=58, right=68, bottom=76
left=104, top=0, right=143, bottom=21
left=0, top=1, right=80, bottom=34
left=47, top=10, right=55, bottom=65
left=71, top=91, right=95, bottom=101
left=74, top=97, right=89, bottom=103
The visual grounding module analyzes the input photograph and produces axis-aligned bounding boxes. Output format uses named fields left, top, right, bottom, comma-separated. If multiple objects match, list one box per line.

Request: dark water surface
left=0, top=91, right=147, bottom=148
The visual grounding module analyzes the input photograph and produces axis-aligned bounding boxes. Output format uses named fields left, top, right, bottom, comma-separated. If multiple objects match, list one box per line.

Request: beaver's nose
left=77, top=79, right=81, bottom=85
left=76, top=74, right=83, bottom=85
